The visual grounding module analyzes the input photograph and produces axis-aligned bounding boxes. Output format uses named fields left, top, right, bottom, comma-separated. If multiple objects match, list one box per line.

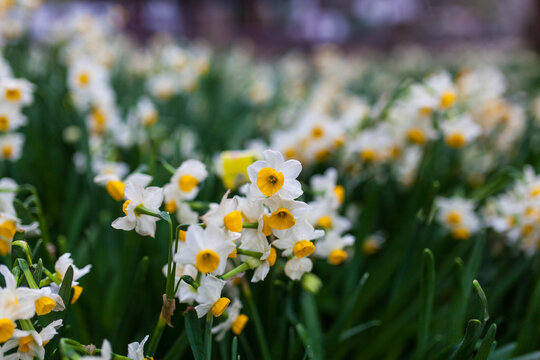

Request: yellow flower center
left=5, top=89, right=21, bottom=102
left=419, top=106, right=432, bottom=116
left=362, top=240, right=380, bottom=255
left=446, top=211, right=461, bottom=225
left=179, top=175, right=199, bottom=192
left=293, top=240, right=315, bottom=258
left=2, top=145, right=13, bottom=159
left=122, top=200, right=131, bottom=216
left=312, top=126, right=324, bottom=138
left=0, top=115, right=8, bottom=131
left=268, top=207, right=295, bottom=230
left=267, top=247, right=277, bottom=266
left=18, top=334, right=33, bottom=352
left=262, top=214, right=273, bottom=236
left=71, top=285, right=83, bottom=304
left=284, top=148, right=296, bottom=159
left=211, top=297, right=231, bottom=317
left=91, top=107, right=107, bottom=135
left=451, top=227, right=470, bottom=240
left=178, top=230, right=186, bottom=242
left=360, top=149, right=376, bottom=162
left=0, top=220, right=16, bottom=240
left=106, top=180, right=125, bottom=201
left=195, top=249, right=220, bottom=273
left=334, top=185, right=345, bottom=204
left=143, top=112, right=158, bottom=126
left=0, top=239, right=10, bottom=255
left=78, top=72, right=90, bottom=86
left=228, top=247, right=237, bottom=258
left=531, top=186, right=540, bottom=197
left=232, top=314, right=249, bottom=335
left=440, top=91, right=456, bottom=109
left=0, top=318, right=15, bottom=343
left=224, top=211, right=243, bottom=232
left=315, top=149, right=331, bottom=162
left=522, top=224, right=534, bottom=236
left=256, top=167, right=284, bottom=197
left=407, top=127, right=426, bottom=145
left=165, top=200, right=177, bottom=213
left=329, top=249, right=348, bottom=264
left=445, top=133, right=466, bottom=149
left=35, top=296, right=56, bottom=316
left=317, top=215, right=333, bottom=229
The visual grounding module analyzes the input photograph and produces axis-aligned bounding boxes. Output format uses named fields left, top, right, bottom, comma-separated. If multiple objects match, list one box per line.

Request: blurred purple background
left=34, top=0, right=539, bottom=53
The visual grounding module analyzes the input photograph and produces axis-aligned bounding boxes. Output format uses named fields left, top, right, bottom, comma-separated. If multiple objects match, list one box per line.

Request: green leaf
left=185, top=310, right=205, bottom=360
left=473, top=280, right=489, bottom=324
left=59, top=266, right=74, bottom=308
left=511, top=352, right=540, bottom=360
left=450, top=258, right=465, bottom=344
left=339, top=320, right=381, bottom=342
left=474, top=323, right=497, bottom=360
left=449, top=319, right=482, bottom=360
left=300, top=291, right=324, bottom=360
left=162, top=332, right=188, bottom=360
left=231, top=336, right=238, bottom=360
left=416, top=249, right=435, bottom=360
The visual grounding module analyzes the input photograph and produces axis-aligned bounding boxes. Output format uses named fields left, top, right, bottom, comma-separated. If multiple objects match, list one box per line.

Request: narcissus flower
left=264, top=198, right=310, bottom=231
left=272, top=219, right=324, bottom=258
left=0, top=106, right=26, bottom=132
left=80, top=339, right=111, bottom=360
left=112, top=182, right=163, bottom=238
left=0, top=213, right=18, bottom=255
left=127, top=335, right=149, bottom=360
left=1, top=319, right=62, bottom=360
left=436, top=197, right=481, bottom=240
left=201, top=191, right=243, bottom=233
left=211, top=299, right=247, bottom=340
left=94, top=171, right=152, bottom=202
left=194, top=275, right=229, bottom=318
left=0, top=133, right=24, bottom=161
left=247, top=149, right=302, bottom=200
left=0, top=78, right=34, bottom=107
left=315, top=231, right=355, bottom=264
left=175, top=225, right=237, bottom=275
left=284, top=257, right=312, bottom=281
left=165, top=159, right=208, bottom=202
left=441, top=115, right=481, bottom=149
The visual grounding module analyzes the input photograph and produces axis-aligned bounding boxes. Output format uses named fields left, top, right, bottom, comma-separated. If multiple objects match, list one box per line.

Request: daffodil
left=0, top=213, right=18, bottom=255
left=111, top=182, right=163, bottom=238
left=314, top=231, right=355, bottom=264
left=211, top=299, right=248, bottom=340
left=264, top=198, right=309, bottom=231
left=201, top=191, right=243, bottom=233
left=247, top=149, right=302, bottom=200
left=436, top=197, right=481, bottom=240
left=441, top=115, right=481, bottom=149
left=0, top=133, right=24, bottom=161
left=174, top=225, right=237, bottom=275
left=272, top=219, right=323, bottom=258
left=0, top=319, right=62, bottom=360
left=0, top=79, right=34, bottom=107
left=284, top=257, right=312, bottom=281
left=164, top=159, right=208, bottom=203
left=94, top=170, right=152, bottom=202
left=0, top=106, right=26, bottom=133
left=0, top=178, right=17, bottom=216
left=80, top=339, right=112, bottom=360
left=127, top=335, right=149, bottom=360
left=194, top=275, right=230, bottom=318
left=238, top=229, right=274, bottom=282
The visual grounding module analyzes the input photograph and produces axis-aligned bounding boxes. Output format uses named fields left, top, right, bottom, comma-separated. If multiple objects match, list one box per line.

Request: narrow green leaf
left=511, top=352, right=540, bottom=360
left=59, top=266, right=74, bottom=307
left=300, top=291, right=324, bottom=360
left=449, top=319, right=482, bottom=360
left=231, top=337, right=238, bottom=360
left=185, top=310, right=205, bottom=360
left=450, top=258, right=465, bottom=344
left=473, top=280, right=489, bottom=324
left=474, top=323, right=497, bottom=360
left=416, top=249, right=435, bottom=360
left=339, top=320, right=381, bottom=342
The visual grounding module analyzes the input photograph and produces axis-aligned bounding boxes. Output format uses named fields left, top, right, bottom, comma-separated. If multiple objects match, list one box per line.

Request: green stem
left=222, top=263, right=251, bottom=280
left=43, top=268, right=62, bottom=284
left=237, top=248, right=263, bottom=258
left=204, top=312, right=214, bottom=360
left=160, top=158, right=177, bottom=175
left=19, top=319, right=35, bottom=331
left=148, top=315, right=168, bottom=356
left=12, top=240, right=33, bottom=265
left=134, top=205, right=161, bottom=218
left=187, top=201, right=210, bottom=211
left=243, top=222, right=258, bottom=229
left=241, top=279, right=271, bottom=360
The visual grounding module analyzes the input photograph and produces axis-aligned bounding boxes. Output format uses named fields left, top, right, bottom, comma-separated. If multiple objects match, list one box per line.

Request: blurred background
left=34, top=0, right=538, bottom=55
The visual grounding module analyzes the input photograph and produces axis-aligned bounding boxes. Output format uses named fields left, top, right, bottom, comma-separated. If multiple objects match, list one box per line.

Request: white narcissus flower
left=247, top=149, right=302, bottom=200
left=195, top=275, right=230, bottom=318
left=314, top=231, right=355, bottom=265
left=201, top=191, right=243, bottom=233
left=0, top=265, right=42, bottom=343
left=284, top=257, right=312, bottom=281
left=0, top=78, right=34, bottom=107
left=440, top=115, right=482, bottom=149
left=112, top=182, right=163, bottom=238
left=1, top=319, right=63, bottom=360
left=211, top=299, right=248, bottom=340
left=0, top=212, right=19, bottom=256
left=127, top=335, right=149, bottom=360
left=238, top=229, right=275, bottom=282
left=53, top=253, right=92, bottom=305
left=174, top=225, right=237, bottom=275
left=0, top=178, right=17, bottom=216
left=135, top=97, right=159, bottom=127
left=34, top=287, right=65, bottom=316
left=273, top=219, right=324, bottom=258
left=436, top=197, right=481, bottom=240
left=264, top=198, right=310, bottom=232
left=94, top=170, right=152, bottom=202
left=176, top=264, right=199, bottom=305
left=0, top=133, right=24, bottom=161
left=0, top=106, right=26, bottom=133
left=164, top=160, right=208, bottom=207
left=424, top=72, right=458, bottom=110
left=309, top=168, right=345, bottom=206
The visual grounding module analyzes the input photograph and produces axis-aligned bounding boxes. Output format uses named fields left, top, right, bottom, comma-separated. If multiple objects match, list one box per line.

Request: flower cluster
left=109, top=149, right=355, bottom=340
left=0, top=60, right=34, bottom=162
